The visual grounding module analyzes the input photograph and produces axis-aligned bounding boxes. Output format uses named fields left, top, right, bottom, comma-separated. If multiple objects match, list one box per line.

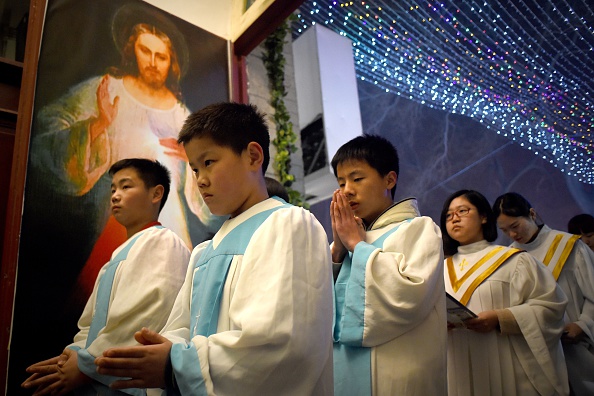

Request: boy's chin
left=206, top=206, right=227, bottom=217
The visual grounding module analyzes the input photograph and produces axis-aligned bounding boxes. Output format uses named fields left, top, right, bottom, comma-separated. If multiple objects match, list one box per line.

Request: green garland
left=263, top=19, right=308, bottom=208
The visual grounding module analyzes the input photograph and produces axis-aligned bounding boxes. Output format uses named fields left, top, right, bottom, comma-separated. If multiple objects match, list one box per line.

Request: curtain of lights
left=293, top=0, right=594, bottom=184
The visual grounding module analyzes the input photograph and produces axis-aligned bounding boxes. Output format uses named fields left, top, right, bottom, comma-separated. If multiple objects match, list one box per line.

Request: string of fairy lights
left=292, top=0, right=594, bottom=184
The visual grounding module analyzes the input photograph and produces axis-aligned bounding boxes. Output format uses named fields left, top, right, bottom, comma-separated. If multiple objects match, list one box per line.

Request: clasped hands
left=94, top=327, right=172, bottom=390
left=21, top=349, right=89, bottom=396
left=330, top=190, right=366, bottom=263
left=22, top=328, right=172, bottom=394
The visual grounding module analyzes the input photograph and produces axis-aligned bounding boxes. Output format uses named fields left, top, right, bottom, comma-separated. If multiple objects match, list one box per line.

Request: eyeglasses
left=445, top=207, right=472, bottom=222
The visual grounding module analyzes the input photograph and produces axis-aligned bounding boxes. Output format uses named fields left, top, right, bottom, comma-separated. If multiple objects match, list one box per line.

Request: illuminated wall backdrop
left=298, top=0, right=594, bottom=239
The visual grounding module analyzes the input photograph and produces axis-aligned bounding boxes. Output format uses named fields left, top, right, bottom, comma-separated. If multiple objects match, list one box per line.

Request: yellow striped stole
left=447, top=246, right=523, bottom=306
left=541, top=233, right=580, bottom=280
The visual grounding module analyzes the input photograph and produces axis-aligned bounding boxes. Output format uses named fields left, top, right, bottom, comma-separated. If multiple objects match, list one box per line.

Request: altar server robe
left=161, top=198, right=334, bottom=396
left=333, top=198, right=447, bottom=396
left=69, top=225, right=190, bottom=395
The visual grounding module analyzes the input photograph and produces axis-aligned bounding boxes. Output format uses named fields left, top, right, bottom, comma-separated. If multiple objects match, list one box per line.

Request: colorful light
left=293, top=0, right=594, bottom=183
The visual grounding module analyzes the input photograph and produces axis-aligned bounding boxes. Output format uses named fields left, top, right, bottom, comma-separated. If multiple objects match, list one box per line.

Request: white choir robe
left=446, top=240, right=569, bottom=396
left=333, top=198, right=447, bottom=396
left=161, top=198, right=334, bottom=396
left=69, top=226, right=190, bottom=395
left=512, top=225, right=594, bottom=395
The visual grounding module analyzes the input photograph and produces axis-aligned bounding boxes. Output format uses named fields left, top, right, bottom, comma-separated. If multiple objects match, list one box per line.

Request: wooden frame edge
left=0, top=0, right=46, bottom=392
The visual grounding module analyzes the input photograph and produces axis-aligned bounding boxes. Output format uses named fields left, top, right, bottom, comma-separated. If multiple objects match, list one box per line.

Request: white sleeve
left=353, top=217, right=444, bottom=346
left=508, top=252, right=568, bottom=344
left=572, top=241, right=594, bottom=341
left=84, top=228, right=190, bottom=357
left=68, top=265, right=106, bottom=350
left=506, top=252, right=569, bottom=395
left=32, top=76, right=111, bottom=195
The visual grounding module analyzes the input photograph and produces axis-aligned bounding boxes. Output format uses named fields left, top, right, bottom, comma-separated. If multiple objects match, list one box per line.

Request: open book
left=446, top=293, right=477, bottom=324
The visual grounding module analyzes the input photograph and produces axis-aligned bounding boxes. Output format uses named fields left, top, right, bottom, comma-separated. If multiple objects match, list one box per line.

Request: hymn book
left=446, top=292, right=477, bottom=324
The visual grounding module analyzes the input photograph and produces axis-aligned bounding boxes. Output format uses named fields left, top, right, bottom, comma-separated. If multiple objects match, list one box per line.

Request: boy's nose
left=195, top=174, right=208, bottom=188
left=343, top=182, right=355, bottom=196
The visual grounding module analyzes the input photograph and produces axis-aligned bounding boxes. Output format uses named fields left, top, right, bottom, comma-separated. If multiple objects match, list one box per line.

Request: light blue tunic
left=169, top=204, right=289, bottom=396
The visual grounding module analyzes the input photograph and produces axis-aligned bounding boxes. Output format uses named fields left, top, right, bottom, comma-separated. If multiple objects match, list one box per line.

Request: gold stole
left=538, top=232, right=580, bottom=280
left=447, top=246, right=523, bottom=306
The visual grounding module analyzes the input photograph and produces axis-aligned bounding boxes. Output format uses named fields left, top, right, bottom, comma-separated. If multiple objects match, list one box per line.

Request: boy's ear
left=385, top=171, right=397, bottom=190
left=246, top=142, right=264, bottom=169
left=151, top=185, right=165, bottom=204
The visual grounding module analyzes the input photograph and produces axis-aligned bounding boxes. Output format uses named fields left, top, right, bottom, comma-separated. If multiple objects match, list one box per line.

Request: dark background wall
left=311, top=81, right=594, bottom=245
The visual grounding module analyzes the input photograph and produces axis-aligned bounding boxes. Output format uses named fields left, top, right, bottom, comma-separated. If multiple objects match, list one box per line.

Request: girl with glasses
left=441, top=189, right=568, bottom=396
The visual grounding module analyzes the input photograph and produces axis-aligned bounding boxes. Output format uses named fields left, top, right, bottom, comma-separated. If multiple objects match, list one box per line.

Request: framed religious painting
left=7, top=0, right=229, bottom=392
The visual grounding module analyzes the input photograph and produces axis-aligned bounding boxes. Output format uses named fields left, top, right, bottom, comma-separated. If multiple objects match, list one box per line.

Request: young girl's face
left=445, top=196, right=486, bottom=246
left=496, top=213, right=539, bottom=244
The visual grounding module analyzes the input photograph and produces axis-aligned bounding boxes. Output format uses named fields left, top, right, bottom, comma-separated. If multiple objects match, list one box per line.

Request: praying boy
left=22, top=158, right=190, bottom=395
left=95, top=103, right=334, bottom=395
left=330, top=134, right=447, bottom=395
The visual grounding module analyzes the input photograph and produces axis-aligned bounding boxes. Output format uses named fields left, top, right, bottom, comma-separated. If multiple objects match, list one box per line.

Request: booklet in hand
left=446, top=292, right=477, bottom=324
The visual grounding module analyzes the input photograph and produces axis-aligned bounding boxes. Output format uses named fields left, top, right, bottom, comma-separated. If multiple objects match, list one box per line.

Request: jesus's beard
left=140, top=67, right=168, bottom=90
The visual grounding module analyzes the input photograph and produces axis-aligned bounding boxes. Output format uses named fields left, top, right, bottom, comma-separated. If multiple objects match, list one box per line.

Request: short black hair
left=265, top=176, right=290, bottom=202
left=178, top=102, right=270, bottom=174
left=440, top=189, right=498, bottom=257
left=331, top=134, right=399, bottom=199
left=568, top=213, right=594, bottom=235
left=492, top=192, right=532, bottom=219
left=109, top=158, right=171, bottom=212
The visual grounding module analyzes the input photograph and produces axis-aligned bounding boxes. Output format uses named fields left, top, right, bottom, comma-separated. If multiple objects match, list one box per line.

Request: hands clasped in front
left=330, top=190, right=366, bottom=263
left=94, top=327, right=172, bottom=390
left=21, top=349, right=90, bottom=396
left=22, top=328, right=172, bottom=394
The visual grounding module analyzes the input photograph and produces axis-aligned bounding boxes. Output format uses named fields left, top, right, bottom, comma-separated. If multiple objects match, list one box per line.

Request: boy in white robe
left=94, top=102, right=334, bottom=395
left=330, top=134, right=447, bottom=396
left=22, top=158, right=190, bottom=395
